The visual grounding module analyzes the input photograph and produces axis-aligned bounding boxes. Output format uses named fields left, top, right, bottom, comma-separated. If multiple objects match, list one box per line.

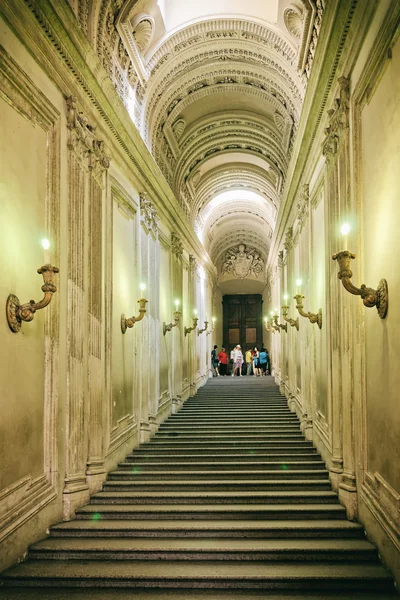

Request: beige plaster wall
left=361, top=35, right=400, bottom=493
left=111, top=199, right=137, bottom=428
left=159, top=244, right=171, bottom=396
left=0, top=98, right=47, bottom=489
left=312, top=196, right=328, bottom=419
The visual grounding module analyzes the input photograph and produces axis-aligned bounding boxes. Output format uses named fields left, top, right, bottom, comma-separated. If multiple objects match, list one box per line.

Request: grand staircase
left=1, top=377, right=397, bottom=599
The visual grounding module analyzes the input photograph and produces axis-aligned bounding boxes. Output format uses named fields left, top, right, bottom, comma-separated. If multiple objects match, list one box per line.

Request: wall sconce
left=332, top=224, right=388, bottom=319
left=293, top=280, right=322, bottom=329
left=185, top=312, right=199, bottom=336
left=163, top=300, right=182, bottom=335
left=197, top=321, right=209, bottom=335
left=206, top=317, right=216, bottom=335
left=268, top=313, right=280, bottom=333
left=273, top=313, right=287, bottom=333
left=121, top=284, right=148, bottom=334
left=264, top=317, right=275, bottom=333
left=6, top=264, right=59, bottom=333
left=282, top=295, right=299, bottom=330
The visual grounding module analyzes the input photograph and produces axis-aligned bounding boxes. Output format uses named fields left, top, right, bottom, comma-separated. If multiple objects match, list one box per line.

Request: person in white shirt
left=231, top=345, right=244, bottom=377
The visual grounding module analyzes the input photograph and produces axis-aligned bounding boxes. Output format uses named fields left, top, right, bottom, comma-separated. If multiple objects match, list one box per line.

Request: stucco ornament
left=140, top=192, right=159, bottom=236
left=221, top=244, right=264, bottom=279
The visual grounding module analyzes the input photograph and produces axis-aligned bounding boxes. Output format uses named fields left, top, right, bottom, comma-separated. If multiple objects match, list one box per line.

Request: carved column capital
left=66, top=95, right=110, bottom=185
left=189, top=254, right=197, bottom=273
left=171, top=232, right=183, bottom=258
left=322, top=77, right=350, bottom=163
left=283, top=226, right=294, bottom=252
left=140, top=192, right=159, bottom=237
left=297, top=183, right=309, bottom=230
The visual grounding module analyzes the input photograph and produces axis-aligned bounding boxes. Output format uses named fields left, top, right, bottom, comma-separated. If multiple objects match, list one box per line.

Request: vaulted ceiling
left=70, top=0, right=324, bottom=287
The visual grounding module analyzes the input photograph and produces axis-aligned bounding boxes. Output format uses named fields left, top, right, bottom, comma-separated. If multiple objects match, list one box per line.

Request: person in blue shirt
left=258, top=347, right=269, bottom=376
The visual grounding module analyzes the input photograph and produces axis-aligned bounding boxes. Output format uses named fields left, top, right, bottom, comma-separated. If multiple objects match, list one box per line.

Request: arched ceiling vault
left=70, top=0, right=325, bottom=285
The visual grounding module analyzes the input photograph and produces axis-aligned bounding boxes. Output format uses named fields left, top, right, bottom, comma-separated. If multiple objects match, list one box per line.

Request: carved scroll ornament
left=66, top=96, right=110, bottom=183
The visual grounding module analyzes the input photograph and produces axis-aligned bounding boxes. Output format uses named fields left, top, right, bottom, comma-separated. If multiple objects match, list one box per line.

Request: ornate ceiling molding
left=147, top=19, right=298, bottom=70
left=194, top=165, right=280, bottom=216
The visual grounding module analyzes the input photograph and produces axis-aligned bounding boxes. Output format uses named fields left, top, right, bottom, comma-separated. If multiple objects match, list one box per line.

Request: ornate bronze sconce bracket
left=197, top=321, right=208, bottom=336
left=163, top=311, right=181, bottom=335
left=264, top=319, right=275, bottom=333
left=184, top=317, right=198, bottom=337
left=282, top=305, right=299, bottom=331
left=269, top=317, right=280, bottom=333
left=332, top=251, right=388, bottom=319
left=121, top=298, right=148, bottom=334
left=273, top=314, right=287, bottom=333
left=6, top=264, right=59, bottom=333
left=294, top=294, right=322, bottom=329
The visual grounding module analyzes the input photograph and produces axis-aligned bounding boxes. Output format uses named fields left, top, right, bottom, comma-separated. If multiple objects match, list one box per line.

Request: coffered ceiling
left=71, top=0, right=324, bottom=282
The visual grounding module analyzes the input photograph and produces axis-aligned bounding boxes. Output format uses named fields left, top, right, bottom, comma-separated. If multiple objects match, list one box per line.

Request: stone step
left=141, top=440, right=314, bottom=448
left=49, top=519, right=364, bottom=539
left=165, top=419, right=300, bottom=424
left=102, top=480, right=332, bottom=492
left=152, top=433, right=304, bottom=440
left=2, top=560, right=393, bottom=591
left=75, top=504, right=346, bottom=521
left=160, top=423, right=300, bottom=428
left=90, top=490, right=338, bottom=505
left=2, top=588, right=397, bottom=600
left=28, top=538, right=378, bottom=562
left=118, top=461, right=326, bottom=471
left=181, top=408, right=288, bottom=412
left=128, top=450, right=319, bottom=458
left=108, top=469, right=329, bottom=481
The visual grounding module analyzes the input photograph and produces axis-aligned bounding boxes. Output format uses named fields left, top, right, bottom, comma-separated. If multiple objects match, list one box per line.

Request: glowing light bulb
left=284, top=294, right=288, bottom=301
left=341, top=223, right=350, bottom=250
left=296, top=279, right=302, bottom=294
left=139, top=283, right=146, bottom=298
left=41, top=238, right=50, bottom=263
left=175, top=299, right=180, bottom=308
left=341, top=223, right=351, bottom=236
left=193, top=309, right=197, bottom=316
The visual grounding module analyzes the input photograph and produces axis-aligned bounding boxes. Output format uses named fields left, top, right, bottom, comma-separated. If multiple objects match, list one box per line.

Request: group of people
left=211, top=345, right=270, bottom=377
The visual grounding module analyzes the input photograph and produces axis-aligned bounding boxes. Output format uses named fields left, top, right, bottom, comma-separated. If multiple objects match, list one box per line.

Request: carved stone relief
left=283, top=226, right=294, bottom=252
left=66, top=96, right=111, bottom=186
left=322, top=76, right=350, bottom=163
left=140, top=192, right=159, bottom=237
left=171, top=232, right=183, bottom=258
left=297, top=183, right=309, bottom=230
left=189, top=254, right=197, bottom=273
left=221, top=244, right=264, bottom=279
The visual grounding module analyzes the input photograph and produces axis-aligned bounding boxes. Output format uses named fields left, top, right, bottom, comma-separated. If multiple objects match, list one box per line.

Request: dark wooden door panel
left=222, top=294, right=263, bottom=352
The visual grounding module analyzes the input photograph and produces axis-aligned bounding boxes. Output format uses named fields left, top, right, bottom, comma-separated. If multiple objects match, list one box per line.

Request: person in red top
left=217, top=347, right=228, bottom=376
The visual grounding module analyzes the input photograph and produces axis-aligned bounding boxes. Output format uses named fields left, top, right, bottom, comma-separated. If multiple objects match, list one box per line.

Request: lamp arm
left=332, top=251, right=388, bottom=318
left=6, top=264, right=59, bottom=333
left=294, top=295, right=322, bottom=329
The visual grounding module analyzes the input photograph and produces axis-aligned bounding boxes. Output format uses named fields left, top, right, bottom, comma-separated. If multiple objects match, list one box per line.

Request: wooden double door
left=222, top=294, right=263, bottom=353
